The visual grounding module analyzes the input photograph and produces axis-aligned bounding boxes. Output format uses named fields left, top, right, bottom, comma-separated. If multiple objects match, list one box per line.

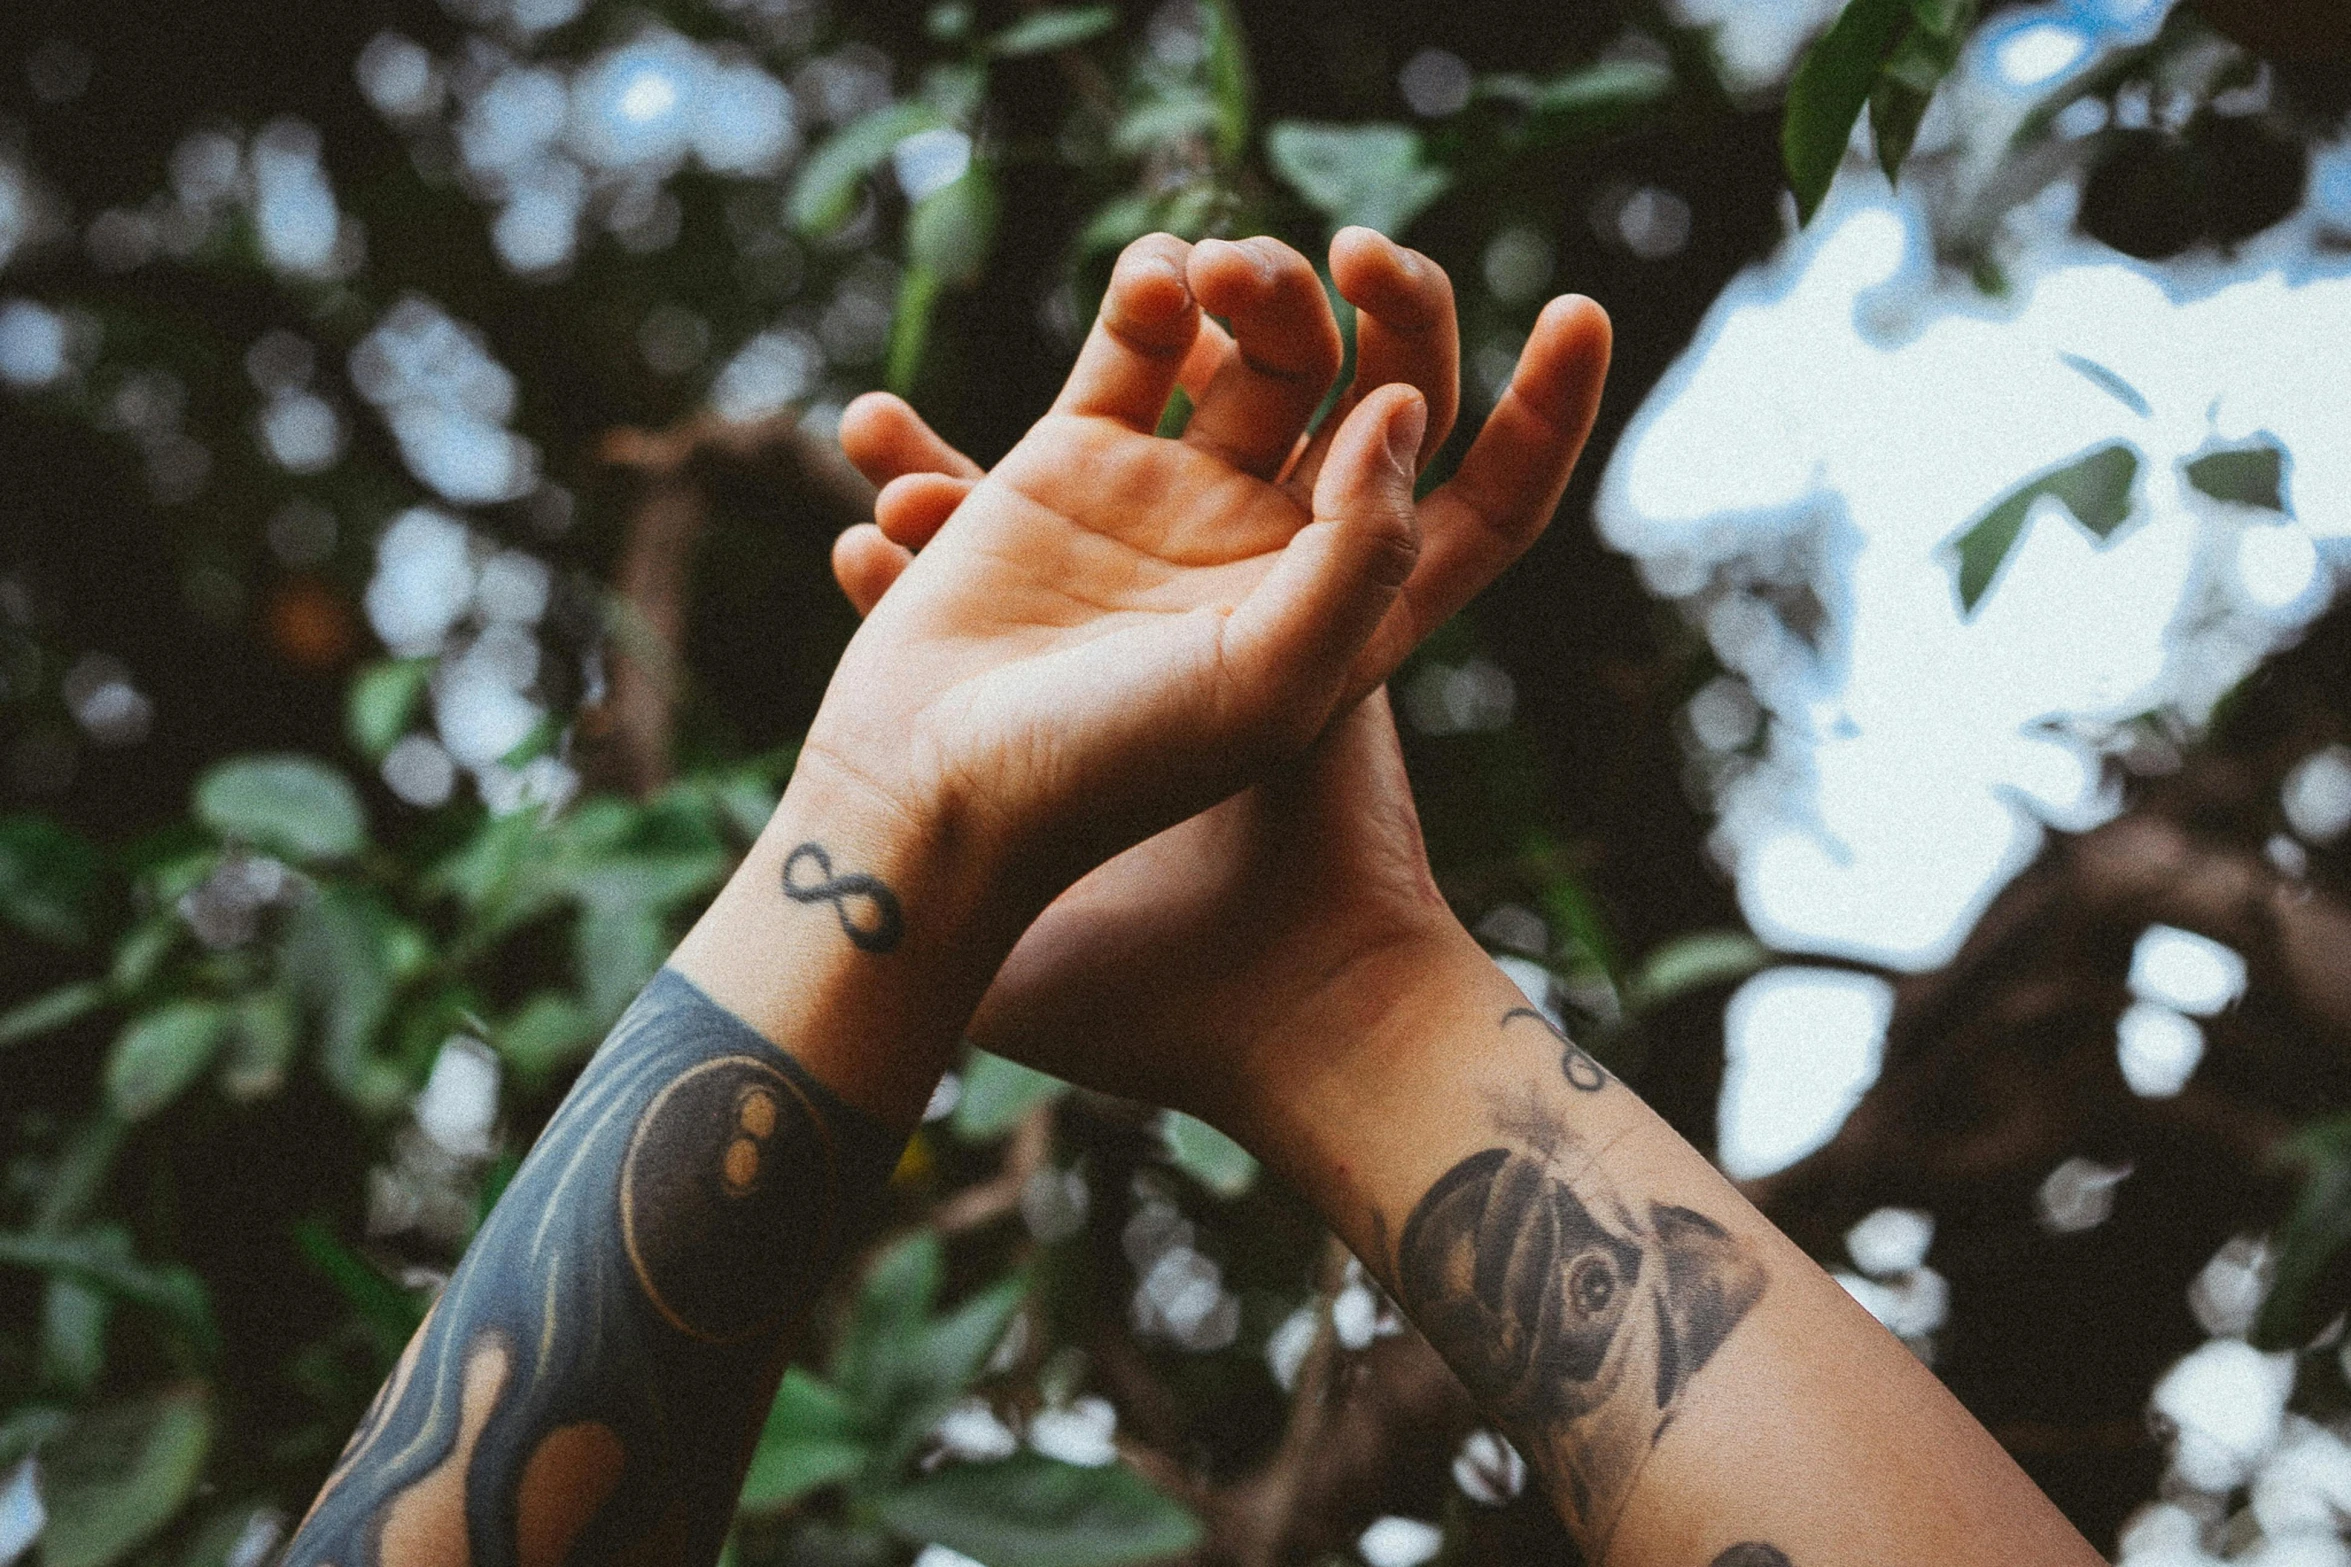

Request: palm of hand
left=813, top=403, right=1397, bottom=885
left=828, top=228, right=1610, bottom=1124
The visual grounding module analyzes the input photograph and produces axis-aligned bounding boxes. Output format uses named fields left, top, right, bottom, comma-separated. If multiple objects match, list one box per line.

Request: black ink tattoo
left=781, top=841, right=906, bottom=953
left=285, top=969, right=903, bottom=1567
left=1396, top=1145, right=1764, bottom=1553
left=1712, top=1547, right=1792, bottom=1567
left=1503, top=1005, right=1609, bottom=1092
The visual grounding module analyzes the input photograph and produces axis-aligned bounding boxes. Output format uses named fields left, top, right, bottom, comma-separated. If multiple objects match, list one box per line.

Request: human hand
left=795, top=230, right=1444, bottom=943
left=830, top=228, right=1610, bottom=1134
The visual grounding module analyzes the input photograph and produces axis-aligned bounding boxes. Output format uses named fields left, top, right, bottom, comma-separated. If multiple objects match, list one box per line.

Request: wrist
left=1223, top=911, right=1483, bottom=1165
left=667, top=749, right=1023, bottom=1130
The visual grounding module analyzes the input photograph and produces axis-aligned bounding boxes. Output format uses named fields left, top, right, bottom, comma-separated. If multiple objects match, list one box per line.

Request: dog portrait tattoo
left=1397, top=1144, right=1765, bottom=1552
left=285, top=969, right=902, bottom=1567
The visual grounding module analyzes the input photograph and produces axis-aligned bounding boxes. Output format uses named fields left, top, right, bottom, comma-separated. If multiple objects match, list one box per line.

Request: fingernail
left=1387, top=395, right=1427, bottom=470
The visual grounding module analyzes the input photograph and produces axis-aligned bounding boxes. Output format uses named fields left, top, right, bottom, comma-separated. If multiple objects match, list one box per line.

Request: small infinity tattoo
left=781, top=842, right=906, bottom=954
left=1502, top=1006, right=1609, bottom=1093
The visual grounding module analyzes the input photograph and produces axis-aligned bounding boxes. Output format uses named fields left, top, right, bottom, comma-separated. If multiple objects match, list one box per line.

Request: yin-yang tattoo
left=285, top=967, right=903, bottom=1567
left=1397, top=1145, right=1765, bottom=1552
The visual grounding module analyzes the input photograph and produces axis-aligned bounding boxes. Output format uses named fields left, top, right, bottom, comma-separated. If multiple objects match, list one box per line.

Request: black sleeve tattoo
left=1712, top=1547, right=1793, bottom=1567
left=781, top=841, right=905, bottom=953
left=286, top=968, right=904, bottom=1567
left=1395, top=1139, right=1765, bottom=1554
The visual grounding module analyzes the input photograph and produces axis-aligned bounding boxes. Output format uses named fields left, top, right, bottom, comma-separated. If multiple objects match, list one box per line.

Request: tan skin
left=832, top=229, right=2106, bottom=1566
left=289, top=225, right=2098, bottom=1565
left=288, top=228, right=1620, bottom=1567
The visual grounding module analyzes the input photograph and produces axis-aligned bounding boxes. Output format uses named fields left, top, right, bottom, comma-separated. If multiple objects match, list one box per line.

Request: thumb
left=1219, top=383, right=1425, bottom=747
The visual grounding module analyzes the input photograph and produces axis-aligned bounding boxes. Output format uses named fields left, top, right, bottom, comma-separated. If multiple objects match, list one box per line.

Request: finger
left=831, top=524, right=913, bottom=617
left=1181, top=235, right=1344, bottom=477
left=875, top=472, right=975, bottom=550
left=1288, top=228, right=1459, bottom=494
left=1174, top=315, right=1236, bottom=405
left=839, top=391, right=983, bottom=488
left=1388, top=294, right=1611, bottom=655
left=1219, top=384, right=1426, bottom=748
left=1051, top=233, right=1202, bottom=430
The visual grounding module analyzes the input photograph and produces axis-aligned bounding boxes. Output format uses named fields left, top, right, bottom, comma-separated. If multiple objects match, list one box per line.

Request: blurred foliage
left=0, top=0, right=2345, bottom=1561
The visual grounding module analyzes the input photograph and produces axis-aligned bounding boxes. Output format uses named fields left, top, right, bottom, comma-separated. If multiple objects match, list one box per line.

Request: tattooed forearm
left=1394, top=1132, right=1765, bottom=1554
left=781, top=842, right=905, bottom=953
left=286, top=969, right=903, bottom=1567
left=1711, top=1547, right=1793, bottom=1566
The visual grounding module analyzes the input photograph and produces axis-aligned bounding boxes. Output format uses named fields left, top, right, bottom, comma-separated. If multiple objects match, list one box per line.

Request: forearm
left=286, top=765, right=987, bottom=1566
left=1242, top=919, right=2103, bottom=1567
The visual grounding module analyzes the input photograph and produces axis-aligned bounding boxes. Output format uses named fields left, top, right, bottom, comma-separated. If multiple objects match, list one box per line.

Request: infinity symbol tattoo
left=781, top=842, right=906, bottom=954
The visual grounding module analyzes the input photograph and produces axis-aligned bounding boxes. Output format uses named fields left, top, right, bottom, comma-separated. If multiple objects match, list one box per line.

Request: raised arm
left=1241, top=901, right=2105, bottom=1567
left=837, top=232, right=2105, bottom=1564
left=284, top=230, right=1436, bottom=1567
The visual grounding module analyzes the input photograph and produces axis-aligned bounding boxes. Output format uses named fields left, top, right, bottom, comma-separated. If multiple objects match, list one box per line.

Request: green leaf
left=0, top=1406, right=70, bottom=1467
left=1478, top=58, right=1674, bottom=140
left=293, top=1219, right=427, bottom=1358
left=831, top=1230, right=945, bottom=1397
left=789, top=102, right=945, bottom=236
left=42, top=1273, right=113, bottom=1393
left=2186, top=444, right=2287, bottom=512
left=2059, top=352, right=2152, bottom=416
left=218, top=989, right=299, bottom=1101
left=36, top=1385, right=212, bottom=1567
left=1625, top=931, right=1773, bottom=1012
left=2256, top=1115, right=2351, bottom=1349
left=876, top=1276, right=1029, bottom=1468
left=1160, top=1111, right=1257, bottom=1198
left=1108, top=94, right=1223, bottom=157
left=176, top=1502, right=286, bottom=1567
left=280, top=886, right=406, bottom=1112
left=496, top=992, right=599, bottom=1080
left=194, top=755, right=367, bottom=862
left=574, top=904, right=669, bottom=1026
left=0, top=815, right=102, bottom=945
left=906, top=166, right=999, bottom=289
left=1202, top=0, right=1252, bottom=164
left=0, top=1229, right=215, bottom=1355
left=1868, top=0, right=1975, bottom=184
left=1265, top=122, right=1449, bottom=237
left=952, top=1051, right=1069, bottom=1142
left=876, top=1452, right=1203, bottom=1567
left=0, top=980, right=110, bottom=1049
left=739, top=1430, right=870, bottom=1513
left=988, top=6, right=1117, bottom=56
left=106, top=1001, right=230, bottom=1121
left=1782, top=0, right=1911, bottom=224
left=1078, top=193, right=1158, bottom=258
left=888, top=266, right=943, bottom=398
left=346, top=658, right=434, bottom=760
left=109, top=914, right=180, bottom=993
left=1948, top=442, right=2140, bottom=614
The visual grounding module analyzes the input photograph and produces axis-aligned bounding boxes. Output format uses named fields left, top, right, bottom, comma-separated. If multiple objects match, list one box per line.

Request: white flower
left=0, top=301, right=67, bottom=388
left=1453, top=1429, right=1526, bottom=1505
left=1027, top=1395, right=1116, bottom=1468
left=2152, top=1339, right=2298, bottom=1493
left=1265, top=1304, right=1318, bottom=1392
left=912, top=1548, right=987, bottom=1567
left=1357, top=1515, right=1444, bottom=1567
left=932, top=1398, right=1018, bottom=1463
left=365, top=507, right=475, bottom=655
left=1844, top=1206, right=1934, bottom=1278
left=2189, top=1236, right=2274, bottom=1340
left=2250, top=1416, right=2351, bottom=1541
left=415, top=1036, right=500, bottom=1158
